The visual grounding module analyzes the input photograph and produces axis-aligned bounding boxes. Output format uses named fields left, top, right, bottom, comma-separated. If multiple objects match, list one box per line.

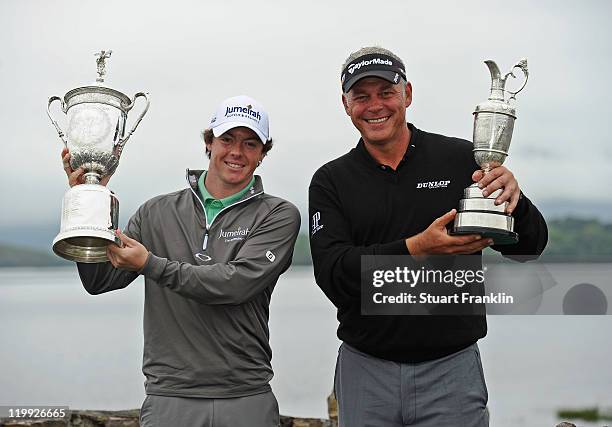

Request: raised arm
left=76, top=209, right=143, bottom=295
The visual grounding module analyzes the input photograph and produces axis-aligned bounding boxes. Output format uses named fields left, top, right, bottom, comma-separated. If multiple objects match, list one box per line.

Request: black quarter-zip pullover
left=309, top=123, right=548, bottom=362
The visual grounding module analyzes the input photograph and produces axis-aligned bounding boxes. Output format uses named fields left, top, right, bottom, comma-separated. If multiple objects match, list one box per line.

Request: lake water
left=1, top=266, right=611, bottom=426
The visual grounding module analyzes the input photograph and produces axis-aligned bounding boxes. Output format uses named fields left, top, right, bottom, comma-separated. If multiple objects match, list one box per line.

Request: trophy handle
left=117, top=92, right=150, bottom=149
left=504, top=58, right=529, bottom=100
left=47, top=96, right=68, bottom=147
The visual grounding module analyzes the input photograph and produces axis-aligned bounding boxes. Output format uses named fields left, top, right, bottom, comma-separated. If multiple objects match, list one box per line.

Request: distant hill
left=543, top=217, right=612, bottom=261
left=292, top=233, right=312, bottom=265
left=4, top=199, right=612, bottom=250
left=0, top=243, right=69, bottom=267
left=292, top=218, right=612, bottom=263
left=1, top=217, right=611, bottom=267
left=0, top=236, right=311, bottom=267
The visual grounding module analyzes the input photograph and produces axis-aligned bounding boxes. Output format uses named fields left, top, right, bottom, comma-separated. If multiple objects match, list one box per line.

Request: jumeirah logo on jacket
left=218, top=226, right=250, bottom=243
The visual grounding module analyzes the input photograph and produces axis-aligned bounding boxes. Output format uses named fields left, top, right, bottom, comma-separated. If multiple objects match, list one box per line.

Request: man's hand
left=473, top=166, right=520, bottom=214
left=106, top=229, right=149, bottom=271
left=406, top=209, right=493, bottom=256
left=62, top=147, right=113, bottom=187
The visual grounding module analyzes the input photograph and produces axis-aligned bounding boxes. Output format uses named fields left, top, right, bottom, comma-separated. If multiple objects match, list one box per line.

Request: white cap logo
left=209, top=95, right=270, bottom=143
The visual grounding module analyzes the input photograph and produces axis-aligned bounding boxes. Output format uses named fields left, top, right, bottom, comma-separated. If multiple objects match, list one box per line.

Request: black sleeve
left=76, top=206, right=143, bottom=295
left=493, top=191, right=548, bottom=260
left=308, top=167, right=408, bottom=309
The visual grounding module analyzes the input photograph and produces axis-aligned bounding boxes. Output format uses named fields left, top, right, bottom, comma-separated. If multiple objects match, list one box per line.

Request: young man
left=63, top=95, right=300, bottom=427
left=308, top=47, right=548, bottom=426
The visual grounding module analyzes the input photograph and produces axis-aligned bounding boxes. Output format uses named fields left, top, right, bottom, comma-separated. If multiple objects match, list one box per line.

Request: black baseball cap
left=341, top=53, right=407, bottom=93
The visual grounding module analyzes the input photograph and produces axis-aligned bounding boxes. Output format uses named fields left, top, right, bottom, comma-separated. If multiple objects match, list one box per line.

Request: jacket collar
left=186, top=169, right=264, bottom=206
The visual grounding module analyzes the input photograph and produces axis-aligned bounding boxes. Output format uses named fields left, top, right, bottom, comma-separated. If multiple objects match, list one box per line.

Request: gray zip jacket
left=77, top=170, right=301, bottom=398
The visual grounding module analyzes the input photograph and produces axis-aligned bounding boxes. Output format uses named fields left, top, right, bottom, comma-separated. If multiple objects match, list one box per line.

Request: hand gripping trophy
left=452, top=58, right=529, bottom=244
left=47, top=50, right=150, bottom=262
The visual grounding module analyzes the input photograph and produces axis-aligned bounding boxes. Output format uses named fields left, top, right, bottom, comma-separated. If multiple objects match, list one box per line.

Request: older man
left=309, top=47, right=547, bottom=426
left=63, top=95, right=300, bottom=427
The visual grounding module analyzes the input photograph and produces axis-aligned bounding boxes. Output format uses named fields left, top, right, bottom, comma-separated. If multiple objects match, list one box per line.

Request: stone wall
left=0, top=409, right=335, bottom=427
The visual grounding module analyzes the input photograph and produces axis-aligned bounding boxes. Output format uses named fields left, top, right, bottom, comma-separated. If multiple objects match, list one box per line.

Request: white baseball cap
left=209, top=95, right=270, bottom=144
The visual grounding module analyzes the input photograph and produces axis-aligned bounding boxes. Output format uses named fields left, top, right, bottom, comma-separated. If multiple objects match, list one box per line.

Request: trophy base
left=451, top=184, right=518, bottom=245
left=53, top=184, right=120, bottom=263
left=451, top=225, right=518, bottom=245
left=53, top=230, right=120, bottom=263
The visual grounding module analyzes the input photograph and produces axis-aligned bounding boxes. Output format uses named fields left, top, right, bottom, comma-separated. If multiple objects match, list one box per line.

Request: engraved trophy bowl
left=452, top=59, right=528, bottom=245
left=48, top=50, right=150, bottom=262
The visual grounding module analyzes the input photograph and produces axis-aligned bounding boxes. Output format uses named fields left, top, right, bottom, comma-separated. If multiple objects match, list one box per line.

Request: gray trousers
left=335, top=343, right=489, bottom=427
left=139, top=390, right=279, bottom=427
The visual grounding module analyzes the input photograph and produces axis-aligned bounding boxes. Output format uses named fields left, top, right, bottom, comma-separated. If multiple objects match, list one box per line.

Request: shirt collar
left=197, top=172, right=256, bottom=207
left=357, top=123, right=418, bottom=169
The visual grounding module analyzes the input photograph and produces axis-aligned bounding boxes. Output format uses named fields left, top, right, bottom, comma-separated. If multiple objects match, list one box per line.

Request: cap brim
left=343, top=70, right=402, bottom=93
left=212, top=121, right=268, bottom=144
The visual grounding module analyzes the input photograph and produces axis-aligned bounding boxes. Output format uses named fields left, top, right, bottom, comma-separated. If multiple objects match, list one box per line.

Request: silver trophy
left=452, top=58, right=529, bottom=244
left=48, top=50, right=150, bottom=262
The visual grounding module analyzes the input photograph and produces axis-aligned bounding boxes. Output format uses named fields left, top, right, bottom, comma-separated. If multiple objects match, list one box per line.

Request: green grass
left=557, top=407, right=612, bottom=422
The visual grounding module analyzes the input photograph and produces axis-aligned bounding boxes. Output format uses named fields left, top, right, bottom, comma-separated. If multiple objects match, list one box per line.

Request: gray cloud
left=1, top=0, right=611, bottom=227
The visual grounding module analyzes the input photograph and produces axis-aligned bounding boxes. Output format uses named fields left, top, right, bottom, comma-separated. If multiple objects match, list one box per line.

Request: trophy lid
left=61, top=50, right=133, bottom=113
left=473, top=59, right=528, bottom=118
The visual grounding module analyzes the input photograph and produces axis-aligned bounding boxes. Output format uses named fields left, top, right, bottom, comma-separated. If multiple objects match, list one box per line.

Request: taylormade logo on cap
left=340, top=52, right=407, bottom=93
left=209, top=95, right=270, bottom=143
left=347, top=57, right=393, bottom=74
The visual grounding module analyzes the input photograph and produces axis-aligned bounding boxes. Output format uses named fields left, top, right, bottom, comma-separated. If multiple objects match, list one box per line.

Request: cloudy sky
left=1, top=0, right=610, bottom=229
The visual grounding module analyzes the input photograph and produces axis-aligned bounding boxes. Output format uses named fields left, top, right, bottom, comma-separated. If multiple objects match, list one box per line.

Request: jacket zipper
left=188, top=181, right=263, bottom=251
left=188, top=184, right=210, bottom=250
left=202, top=232, right=209, bottom=250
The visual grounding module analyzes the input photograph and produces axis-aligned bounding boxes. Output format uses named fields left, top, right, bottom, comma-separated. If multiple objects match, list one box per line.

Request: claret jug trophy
left=452, top=58, right=529, bottom=244
left=47, top=50, right=150, bottom=262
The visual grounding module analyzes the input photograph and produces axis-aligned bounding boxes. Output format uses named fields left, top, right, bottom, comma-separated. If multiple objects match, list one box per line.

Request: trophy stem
left=83, top=172, right=101, bottom=185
